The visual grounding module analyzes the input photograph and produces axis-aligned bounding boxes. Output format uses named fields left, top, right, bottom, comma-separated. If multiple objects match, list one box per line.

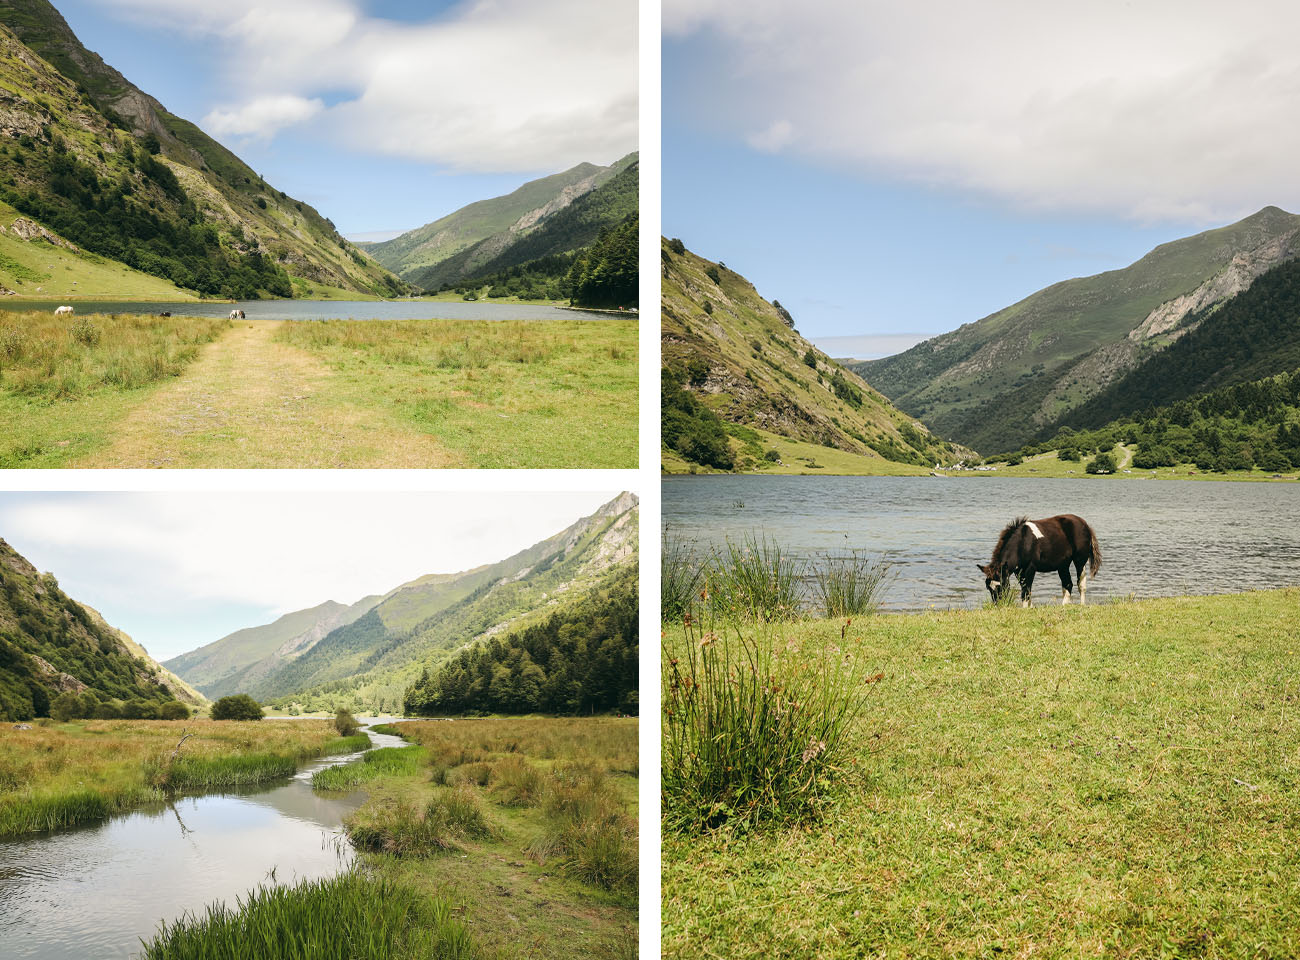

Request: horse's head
left=977, top=563, right=1012, bottom=601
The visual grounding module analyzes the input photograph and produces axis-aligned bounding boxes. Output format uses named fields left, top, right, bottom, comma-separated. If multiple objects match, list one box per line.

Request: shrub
left=667, top=237, right=686, bottom=255
left=210, top=694, right=264, bottom=721
left=333, top=709, right=360, bottom=737
left=1086, top=452, right=1117, bottom=474
left=763, top=448, right=780, bottom=462
left=70, top=317, right=100, bottom=346
left=663, top=617, right=873, bottom=832
left=160, top=701, right=190, bottom=720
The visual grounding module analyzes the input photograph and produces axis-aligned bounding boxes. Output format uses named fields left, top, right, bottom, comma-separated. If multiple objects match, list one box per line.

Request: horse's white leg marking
left=1061, top=588, right=1070, bottom=605
left=1079, top=573, right=1087, bottom=605
left=1021, top=598, right=1030, bottom=608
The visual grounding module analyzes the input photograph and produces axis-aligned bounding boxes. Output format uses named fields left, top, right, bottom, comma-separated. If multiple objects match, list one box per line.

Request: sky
left=663, top=1, right=1300, bottom=357
left=0, top=491, right=620, bottom=662
left=51, top=0, right=638, bottom=240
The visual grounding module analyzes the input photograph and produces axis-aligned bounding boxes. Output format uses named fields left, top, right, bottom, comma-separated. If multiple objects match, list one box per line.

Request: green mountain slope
left=854, top=206, right=1300, bottom=454
left=0, top=1, right=407, bottom=298
left=404, top=561, right=638, bottom=716
left=407, top=158, right=638, bottom=292
left=661, top=239, right=954, bottom=474
left=0, top=538, right=191, bottom=719
left=162, top=596, right=381, bottom=699
left=361, top=154, right=635, bottom=280
left=166, top=494, right=639, bottom=714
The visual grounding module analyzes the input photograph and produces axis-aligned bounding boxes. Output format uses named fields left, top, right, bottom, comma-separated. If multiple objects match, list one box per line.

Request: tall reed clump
left=662, top=614, right=872, bottom=832
left=529, top=762, right=636, bottom=891
left=153, top=752, right=300, bottom=791
left=810, top=551, right=893, bottom=618
left=137, top=871, right=474, bottom=960
left=311, top=745, right=425, bottom=791
left=661, top=527, right=703, bottom=621
left=702, top=533, right=805, bottom=623
left=320, top=733, right=371, bottom=756
left=347, top=785, right=496, bottom=857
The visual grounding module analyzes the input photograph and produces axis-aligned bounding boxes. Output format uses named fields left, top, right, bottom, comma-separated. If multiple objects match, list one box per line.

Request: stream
left=0, top=721, right=406, bottom=959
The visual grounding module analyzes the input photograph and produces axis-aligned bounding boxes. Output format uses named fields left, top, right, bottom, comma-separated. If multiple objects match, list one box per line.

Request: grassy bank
left=0, top=310, right=230, bottom=466
left=0, top=719, right=352, bottom=837
left=276, top=318, right=637, bottom=468
left=953, top=444, right=1299, bottom=482
left=662, top=588, right=1300, bottom=958
left=320, top=718, right=638, bottom=960
left=663, top=424, right=932, bottom=476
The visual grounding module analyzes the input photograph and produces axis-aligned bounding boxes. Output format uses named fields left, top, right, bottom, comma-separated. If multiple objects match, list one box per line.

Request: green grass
left=320, top=733, right=371, bottom=755
left=311, top=745, right=426, bottom=791
left=961, top=445, right=1300, bottom=482
left=0, top=310, right=230, bottom=466
left=275, top=317, right=637, bottom=467
left=662, top=588, right=1300, bottom=958
left=138, top=871, right=474, bottom=960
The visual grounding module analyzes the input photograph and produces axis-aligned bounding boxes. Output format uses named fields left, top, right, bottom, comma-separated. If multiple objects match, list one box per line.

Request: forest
left=403, top=565, right=638, bottom=717
left=994, top=367, right=1300, bottom=473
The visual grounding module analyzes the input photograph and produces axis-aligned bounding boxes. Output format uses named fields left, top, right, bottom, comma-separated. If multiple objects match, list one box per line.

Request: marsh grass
left=529, top=761, right=637, bottom=891
left=0, top=311, right=228, bottom=400
left=275, top=317, right=637, bottom=468
left=809, top=551, right=893, bottom=617
left=320, top=733, right=371, bottom=755
left=489, top=754, right=544, bottom=806
left=137, top=871, right=474, bottom=960
left=0, top=719, right=341, bottom=837
left=347, top=785, right=497, bottom=857
left=662, top=613, right=874, bottom=832
left=661, top=526, right=703, bottom=621
left=703, top=533, right=804, bottom=622
left=310, top=745, right=425, bottom=791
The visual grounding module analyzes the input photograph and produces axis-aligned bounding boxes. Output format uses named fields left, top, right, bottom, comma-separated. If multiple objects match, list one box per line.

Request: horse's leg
left=1076, top=558, right=1088, bottom=605
left=1019, top=568, right=1035, bottom=607
left=1058, top=566, right=1073, bottom=605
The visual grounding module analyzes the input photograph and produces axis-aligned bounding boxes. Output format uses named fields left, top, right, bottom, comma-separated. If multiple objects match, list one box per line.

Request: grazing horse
left=54, top=305, right=74, bottom=316
left=158, top=311, right=172, bottom=317
left=229, top=309, right=245, bottom=320
left=978, top=514, right=1102, bottom=607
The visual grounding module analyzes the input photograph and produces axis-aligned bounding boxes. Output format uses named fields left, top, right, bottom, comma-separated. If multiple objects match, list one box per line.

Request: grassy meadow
left=314, top=718, right=639, bottom=960
left=0, top=719, right=357, bottom=838
left=276, top=317, right=638, bottom=468
left=663, top=424, right=932, bottom=476
left=962, top=443, right=1300, bottom=482
left=662, top=589, right=1300, bottom=958
left=0, top=309, right=229, bottom=465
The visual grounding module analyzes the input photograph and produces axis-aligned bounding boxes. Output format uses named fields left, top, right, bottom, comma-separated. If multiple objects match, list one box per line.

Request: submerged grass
left=138, top=870, right=474, bottom=960
left=0, top=719, right=343, bottom=838
left=274, top=317, right=637, bottom=468
left=662, top=588, right=1300, bottom=958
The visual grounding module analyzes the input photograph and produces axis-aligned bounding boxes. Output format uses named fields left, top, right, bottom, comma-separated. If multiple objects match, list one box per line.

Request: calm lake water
left=0, top=299, right=615, bottom=323
left=0, top=722, right=406, bottom=960
left=663, top=476, right=1300, bottom=609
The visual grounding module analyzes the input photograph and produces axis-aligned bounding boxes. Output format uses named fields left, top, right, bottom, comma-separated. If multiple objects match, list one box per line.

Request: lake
left=0, top=722, right=406, bottom=960
left=0, top=299, right=617, bottom=323
left=663, top=476, right=1300, bottom=609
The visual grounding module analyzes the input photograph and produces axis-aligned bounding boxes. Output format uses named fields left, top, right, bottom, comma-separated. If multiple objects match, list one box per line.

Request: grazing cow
left=229, top=309, right=246, bottom=320
left=159, top=311, right=172, bottom=317
left=55, top=305, right=74, bottom=316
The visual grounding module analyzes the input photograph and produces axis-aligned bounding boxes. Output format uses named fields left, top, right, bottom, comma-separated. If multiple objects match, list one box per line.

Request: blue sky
left=0, top=492, right=619, bottom=662
left=663, top=1, right=1300, bottom=356
left=53, top=0, right=637, bottom=240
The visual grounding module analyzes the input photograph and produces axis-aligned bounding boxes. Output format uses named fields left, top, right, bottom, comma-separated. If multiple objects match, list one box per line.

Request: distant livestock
left=54, top=305, right=74, bottom=316
left=158, top=311, right=172, bottom=318
left=229, top=309, right=246, bottom=320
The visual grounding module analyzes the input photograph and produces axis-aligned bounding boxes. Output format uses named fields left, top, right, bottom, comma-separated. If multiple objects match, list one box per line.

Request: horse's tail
left=1088, top=522, right=1102, bottom=577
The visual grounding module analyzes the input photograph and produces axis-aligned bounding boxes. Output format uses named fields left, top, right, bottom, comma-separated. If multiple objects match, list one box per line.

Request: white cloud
left=664, top=0, right=1300, bottom=223
left=204, top=95, right=324, bottom=139
left=0, top=492, right=623, bottom=657
left=98, top=0, right=637, bottom=172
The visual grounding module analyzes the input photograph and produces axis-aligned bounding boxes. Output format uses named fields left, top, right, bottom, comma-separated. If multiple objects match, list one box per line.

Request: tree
left=160, top=701, right=190, bottom=720
left=211, top=694, right=264, bottom=720
left=1086, top=452, right=1116, bottom=474
left=333, top=709, right=360, bottom=736
left=50, top=691, right=83, bottom=722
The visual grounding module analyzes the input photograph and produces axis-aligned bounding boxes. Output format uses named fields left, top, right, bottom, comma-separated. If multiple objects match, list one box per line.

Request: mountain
left=165, top=493, right=639, bottom=714
left=661, top=239, right=955, bottom=474
left=162, top=596, right=381, bottom=700
left=361, top=153, right=637, bottom=291
left=0, top=538, right=198, bottom=720
left=853, top=206, right=1300, bottom=454
left=404, top=561, right=637, bottom=716
left=0, top=1, right=407, bottom=299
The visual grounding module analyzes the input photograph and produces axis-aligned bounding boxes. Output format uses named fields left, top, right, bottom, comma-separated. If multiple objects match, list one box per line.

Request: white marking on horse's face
left=990, top=580, right=1001, bottom=591
left=1025, top=521, right=1044, bottom=540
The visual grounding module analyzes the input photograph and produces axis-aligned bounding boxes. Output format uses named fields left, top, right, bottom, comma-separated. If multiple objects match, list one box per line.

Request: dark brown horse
left=978, top=514, right=1102, bottom=607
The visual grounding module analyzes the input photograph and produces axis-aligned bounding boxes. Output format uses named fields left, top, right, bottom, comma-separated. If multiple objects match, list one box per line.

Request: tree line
left=403, top=564, right=638, bottom=717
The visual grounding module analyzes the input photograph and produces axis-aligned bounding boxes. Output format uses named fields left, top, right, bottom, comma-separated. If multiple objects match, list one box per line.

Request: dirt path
left=75, top=320, right=459, bottom=468
left=1118, top=444, right=1135, bottom=469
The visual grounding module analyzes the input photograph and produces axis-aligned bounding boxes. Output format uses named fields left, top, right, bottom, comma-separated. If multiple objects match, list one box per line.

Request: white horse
left=55, top=305, right=74, bottom=316
left=229, top=309, right=246, bottom=320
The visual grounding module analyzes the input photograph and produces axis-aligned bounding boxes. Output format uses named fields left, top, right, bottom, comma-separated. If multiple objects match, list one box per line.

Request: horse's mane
left=990, top=516, right=1029, bottom=564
